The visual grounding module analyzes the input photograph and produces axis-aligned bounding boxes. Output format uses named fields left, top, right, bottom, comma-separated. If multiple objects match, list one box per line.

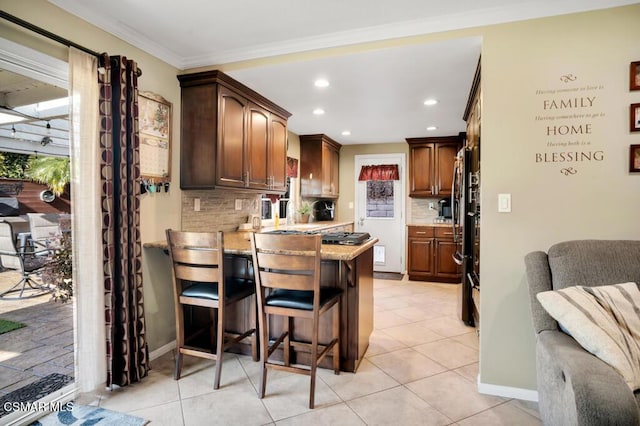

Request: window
left=366, top=180, right=394, bottom=218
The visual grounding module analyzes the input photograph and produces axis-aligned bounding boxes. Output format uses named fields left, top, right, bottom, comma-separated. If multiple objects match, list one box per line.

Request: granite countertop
left=407, top=223, right=454, bottom=228
left=144, top=229, right=377, bottom=261
left=259, top=221, right=353, bottom=233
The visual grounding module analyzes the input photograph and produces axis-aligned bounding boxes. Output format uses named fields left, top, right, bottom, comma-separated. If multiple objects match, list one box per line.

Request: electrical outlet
left=428, top=202, right=435, bottom=210
left=194, top=198, right=201, bottom=212
left=235, top=199, right=242, bottom=210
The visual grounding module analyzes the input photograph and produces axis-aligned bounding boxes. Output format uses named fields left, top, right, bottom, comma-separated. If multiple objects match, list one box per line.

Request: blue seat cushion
left=181, top=278, right=254, bottom=301
left=265, top=287, right=342, bottom=310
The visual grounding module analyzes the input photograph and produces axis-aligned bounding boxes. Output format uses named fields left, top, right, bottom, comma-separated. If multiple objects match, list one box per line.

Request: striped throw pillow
left=537, top=282, right=640, bottom=391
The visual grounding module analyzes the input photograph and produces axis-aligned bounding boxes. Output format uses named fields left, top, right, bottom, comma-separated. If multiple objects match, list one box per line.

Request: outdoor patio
left=0, top=269, right=74, bottom=416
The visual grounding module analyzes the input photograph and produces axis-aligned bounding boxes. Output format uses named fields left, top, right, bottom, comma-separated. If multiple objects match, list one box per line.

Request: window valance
left=358, top=164, right=399, bottom=181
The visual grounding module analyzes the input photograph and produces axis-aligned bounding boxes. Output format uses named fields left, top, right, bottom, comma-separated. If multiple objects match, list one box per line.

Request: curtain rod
left=0, top=10, right=142, bottom=77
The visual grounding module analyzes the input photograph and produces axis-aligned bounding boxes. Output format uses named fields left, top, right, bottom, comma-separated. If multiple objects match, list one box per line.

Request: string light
left=11, top=125, right=16, bottom=138
left=46, top=121, right=51, bottom=134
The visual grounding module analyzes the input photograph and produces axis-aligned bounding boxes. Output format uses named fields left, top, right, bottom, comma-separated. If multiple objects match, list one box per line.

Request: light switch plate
left=498, top=193, right=511, bottom=212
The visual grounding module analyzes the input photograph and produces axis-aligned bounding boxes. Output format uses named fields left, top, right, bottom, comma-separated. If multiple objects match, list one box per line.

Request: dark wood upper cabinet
left=300, top=134, right=341, bottom=199
left=269, top=114, right=288, bottom=192
left=177, top=70, right=291, bottom=191
left=406, top=135, right=462, bottom=198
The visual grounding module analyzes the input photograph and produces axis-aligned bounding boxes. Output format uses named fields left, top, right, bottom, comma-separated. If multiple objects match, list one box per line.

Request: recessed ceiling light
left=341, top=130, right=351, bottom=136
left=426, top=126, right=437, bottom=131
left=313, top=108, right=325, bottom=115
left=314, top=79, right=330, bottom=88
left=423, top=99, right=438, bottom=106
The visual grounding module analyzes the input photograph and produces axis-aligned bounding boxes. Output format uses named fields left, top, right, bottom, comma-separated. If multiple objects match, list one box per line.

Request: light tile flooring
left=89, top=277, right=541, bottom=425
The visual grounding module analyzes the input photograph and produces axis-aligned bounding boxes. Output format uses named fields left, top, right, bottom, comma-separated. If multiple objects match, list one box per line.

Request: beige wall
left=478, top=6, right=640, bottom=392
left=4, top=0, right=640, bottom=396
left=0, top=0, right=183, bottom=353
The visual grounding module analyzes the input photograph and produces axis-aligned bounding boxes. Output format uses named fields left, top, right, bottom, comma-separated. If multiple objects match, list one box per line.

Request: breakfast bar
left=144, top=231, right=377, bottom=372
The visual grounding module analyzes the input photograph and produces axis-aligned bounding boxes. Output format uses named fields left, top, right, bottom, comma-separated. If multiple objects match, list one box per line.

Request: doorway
left=354, top=153, right=406, bottom=273
left=0, top=37, right=75, bottom=423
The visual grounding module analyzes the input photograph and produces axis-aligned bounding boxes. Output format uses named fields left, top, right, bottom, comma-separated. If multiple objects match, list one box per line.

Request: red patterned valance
left=265, top=194, right=280, bottom=203
left=286, top=157, right=298, bottom=178
left=358, top=164, right=399, bottom=181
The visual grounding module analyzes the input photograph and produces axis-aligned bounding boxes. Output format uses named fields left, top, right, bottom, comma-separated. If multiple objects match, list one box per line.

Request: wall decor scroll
left=139, top=91, right=172, bottom=181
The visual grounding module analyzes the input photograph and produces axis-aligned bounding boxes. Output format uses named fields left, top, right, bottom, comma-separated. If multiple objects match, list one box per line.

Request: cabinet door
left=247, top=103, right=270, bottom=189
left=217, top=86, right=246, bottom=188
left=321, top=143, right=333, bottom=196
left=434, top=143, right=459, bottom=197
left=180, top=84, right=217, bottom=188
left=330, top=145, right=340, bottom=196
left=408, top=238, right=433, bottom=274
left=269, top=114, right=288, bottom=192
left=435, top=239, right=460, bottom=278
left=409, top=144, right=435, bottom=197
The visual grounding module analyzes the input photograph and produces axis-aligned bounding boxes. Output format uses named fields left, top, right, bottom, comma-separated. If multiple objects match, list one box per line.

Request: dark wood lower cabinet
left=407, top=225, right=461, bottom=283
left=211, top=248, right=374, bottom=372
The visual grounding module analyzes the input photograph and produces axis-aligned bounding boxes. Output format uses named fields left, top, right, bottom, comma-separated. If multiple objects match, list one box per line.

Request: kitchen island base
left=220, top=248, right=373, bottom=372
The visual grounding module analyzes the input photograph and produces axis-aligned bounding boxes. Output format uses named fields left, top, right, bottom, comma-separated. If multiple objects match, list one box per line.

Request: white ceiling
left=0, top=68, right=70, bottom=156
left=6, top=1, right=637, bottom=146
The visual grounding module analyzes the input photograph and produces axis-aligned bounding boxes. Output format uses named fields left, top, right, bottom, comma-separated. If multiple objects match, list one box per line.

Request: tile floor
left=88, top=276, right=541, bottom=425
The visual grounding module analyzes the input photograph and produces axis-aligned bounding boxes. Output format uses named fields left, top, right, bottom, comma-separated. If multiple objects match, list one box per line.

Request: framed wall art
left=631, top=61, right=640, bottom=91
left=139, top=91, right=172, bottom=181
left=631, top=103, right=640, bottom=133
left=630, top=145, right=640, bottom=173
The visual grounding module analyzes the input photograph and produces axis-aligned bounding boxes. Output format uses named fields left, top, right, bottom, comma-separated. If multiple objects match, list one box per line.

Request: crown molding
left=50, top=0, right=638, bottom=70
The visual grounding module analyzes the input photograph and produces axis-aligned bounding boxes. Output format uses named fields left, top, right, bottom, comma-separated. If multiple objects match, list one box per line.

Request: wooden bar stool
left=165, top=229, right=257, bottom=389
left=250, top=232, right=342, bottom=409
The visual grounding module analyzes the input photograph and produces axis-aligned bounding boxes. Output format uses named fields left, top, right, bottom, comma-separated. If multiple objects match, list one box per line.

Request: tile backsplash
left=182, top=190, right=260, bottom=232
left=410, top=198, right=441, bottom=224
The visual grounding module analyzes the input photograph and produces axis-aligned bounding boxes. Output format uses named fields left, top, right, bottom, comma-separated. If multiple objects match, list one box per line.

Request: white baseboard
left=149, top=340, right=175, bottom=361
left=478, top=380, right=539, bottom=402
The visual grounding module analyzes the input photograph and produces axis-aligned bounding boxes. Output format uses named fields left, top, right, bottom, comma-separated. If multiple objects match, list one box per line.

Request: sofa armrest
left=524, top=251, right=558, bottom=333
left=537, top=330, right=639, bottom=426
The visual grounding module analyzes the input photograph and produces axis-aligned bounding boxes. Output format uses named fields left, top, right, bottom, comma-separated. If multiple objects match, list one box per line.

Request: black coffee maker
left=313, top=200, right=335, bottom=221
left=438, top=198, right=452, bottom=219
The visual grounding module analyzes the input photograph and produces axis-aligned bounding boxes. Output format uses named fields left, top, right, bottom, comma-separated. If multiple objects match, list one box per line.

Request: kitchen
left=146, top=57, right=480, bottom=369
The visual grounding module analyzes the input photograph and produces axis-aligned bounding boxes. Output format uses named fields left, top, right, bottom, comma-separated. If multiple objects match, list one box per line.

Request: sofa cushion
left=547, top=240, right=640, bottom=291
left=537, top=282, right=640, bottom=391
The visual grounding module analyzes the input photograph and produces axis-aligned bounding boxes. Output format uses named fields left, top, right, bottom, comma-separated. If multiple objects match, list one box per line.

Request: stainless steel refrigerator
left=452, top=144, right=480, bottom=327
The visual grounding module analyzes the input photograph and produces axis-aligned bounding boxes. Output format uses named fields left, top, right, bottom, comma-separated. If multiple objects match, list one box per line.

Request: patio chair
left=0, top=220, right=51, bottom=299
left=26, top=213, right=62, bottom=254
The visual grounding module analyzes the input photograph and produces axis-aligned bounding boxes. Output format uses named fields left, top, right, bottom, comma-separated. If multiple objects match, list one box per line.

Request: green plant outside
left=24, top=156, right=70, bottom=196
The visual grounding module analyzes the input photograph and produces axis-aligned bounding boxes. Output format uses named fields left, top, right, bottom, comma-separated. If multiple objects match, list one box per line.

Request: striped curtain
left=98, top=54, right=149, bottom=388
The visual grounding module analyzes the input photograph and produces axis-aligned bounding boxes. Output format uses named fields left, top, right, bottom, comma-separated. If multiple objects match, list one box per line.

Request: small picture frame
left=631, top=103, right=640, bottom=133
left=631, top=61, right=640, bottom=91
left=630, top=145, right=640, bottom=173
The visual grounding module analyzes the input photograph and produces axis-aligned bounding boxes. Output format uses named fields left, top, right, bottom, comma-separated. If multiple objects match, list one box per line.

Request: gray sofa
left=525, top=240, right=640, bottom=426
